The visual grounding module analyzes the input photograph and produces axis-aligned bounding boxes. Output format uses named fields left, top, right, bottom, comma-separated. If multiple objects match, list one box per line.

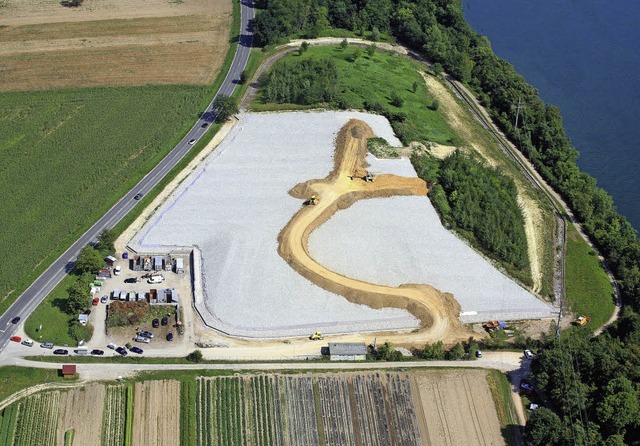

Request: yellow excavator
left=309, top=331, right=324, bottom=340
left=304, top=195, right=318, bottom=206
left=575, top=316, right=591, bottom=326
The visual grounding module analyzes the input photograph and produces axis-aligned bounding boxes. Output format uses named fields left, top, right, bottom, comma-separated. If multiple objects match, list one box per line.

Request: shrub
left=186, top=350, right=204, bottom=363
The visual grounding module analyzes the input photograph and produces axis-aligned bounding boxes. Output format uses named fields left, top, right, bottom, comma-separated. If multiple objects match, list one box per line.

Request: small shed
left=128, top=291, right=136, bottom=301
left=328, top=343, right=368, bottom=361
left=61, top=364, right=76, bottom=378
left=165, top=288, right=178, bottom=303
left=143, top=257, right=152, bottom=271
left=157, top=289, right=166, bottom=303
left=164, top=255, right=172, bottom=271
left=137, top=291, right=146, bottom=302
left=105, top=255, right=117, bottom=265
left=154, top=256, right=163, bottom=271
left=175, top=258, right=184, bottom=274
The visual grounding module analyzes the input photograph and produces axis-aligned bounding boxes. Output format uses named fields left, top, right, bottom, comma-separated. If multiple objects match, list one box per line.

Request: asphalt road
left=0, top=0, right=255, bottom=354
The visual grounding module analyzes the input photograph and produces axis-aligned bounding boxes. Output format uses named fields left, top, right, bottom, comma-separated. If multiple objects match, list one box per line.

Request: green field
left=0, top=85, right=211, bottom=313
left=252, top=45, right=458, bottom=146
left=564, top=223, right=615, bottom=328
left=0, top=366, right=68, bottom=403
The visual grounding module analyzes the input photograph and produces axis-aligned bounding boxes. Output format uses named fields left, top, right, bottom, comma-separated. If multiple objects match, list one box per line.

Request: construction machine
left=304, top=195, right=318, bottom=206
left=575, top=316, right=591, bottom=326
left=349, top=170, right=375, bottom=182
left=482, top=320, right=506, bottom=333
left=309, top=331, right=324, bottom=340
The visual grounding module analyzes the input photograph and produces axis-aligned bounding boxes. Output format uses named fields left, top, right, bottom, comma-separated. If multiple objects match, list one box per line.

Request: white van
left=114, top=265, right=121, bottom=276
left=147, top=275, right=164, bottom=284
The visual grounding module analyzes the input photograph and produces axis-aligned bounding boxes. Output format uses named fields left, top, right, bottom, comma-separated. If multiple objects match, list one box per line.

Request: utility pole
left=513, top=96, right=526, bottom=133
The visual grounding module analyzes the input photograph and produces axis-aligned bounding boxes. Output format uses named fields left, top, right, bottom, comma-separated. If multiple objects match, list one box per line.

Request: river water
left=463, top=0, right=640, bottom=230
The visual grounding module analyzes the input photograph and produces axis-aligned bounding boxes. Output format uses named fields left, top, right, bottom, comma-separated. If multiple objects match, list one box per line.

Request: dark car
left=101, top=295, right=108, bottom=304
left=152, top=318, right=160, bottom=328
left=520, top=379, right=535, bottom=395
left=201, top=123, right=209, bottom=128
left=53, top=349, right=69, bottom=355
left=11, top=316, right=20, bottom=324
left=84, top=309, right=92, bottom=315
left=161, top=316, right=168, bottom=326
left=134, top=193, right=143, bottom=200
left=166, top=332, right=174, bottom=342
left=91, top=349, right=104, bottom=355
left=115, top=346, right=128, bottom=356
left=124, top=278, right=138, bottom=284
left=130, top=346, right=143, bottom=354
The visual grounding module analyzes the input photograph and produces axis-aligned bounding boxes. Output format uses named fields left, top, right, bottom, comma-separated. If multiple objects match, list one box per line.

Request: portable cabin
left=175, top=258, right=184, bottom=274
left=119, top=291, right=127, bottom=301
left=164, top=256, right=172, bottom=271
left=154, top=256, right=163, bottom=271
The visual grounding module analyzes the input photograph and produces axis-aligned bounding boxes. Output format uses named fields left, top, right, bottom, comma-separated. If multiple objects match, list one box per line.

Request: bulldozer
left=575, top=316, right=591, bottom=326
left=304, top=195, right=318, bottom=206
left=349, top=169, right=375, bottom=182
left=309, top=331, right=324, bottom=340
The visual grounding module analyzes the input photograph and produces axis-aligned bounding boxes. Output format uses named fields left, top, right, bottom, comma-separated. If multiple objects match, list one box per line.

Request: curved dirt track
left=278, top=119, right=469, bottom=341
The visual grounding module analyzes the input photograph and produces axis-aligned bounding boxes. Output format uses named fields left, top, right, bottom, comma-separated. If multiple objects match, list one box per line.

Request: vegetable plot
left=13, top=391, right=60, bottom=446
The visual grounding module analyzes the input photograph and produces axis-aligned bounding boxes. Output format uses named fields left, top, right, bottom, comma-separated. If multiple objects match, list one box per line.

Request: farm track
left=278, top=119, right=471, bottom=343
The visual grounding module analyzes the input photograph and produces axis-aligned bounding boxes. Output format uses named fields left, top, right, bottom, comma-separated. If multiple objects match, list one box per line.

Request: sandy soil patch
left=413, top=369, right=503, bottom=445
left=422, top=73, right=545, bottom=293
left=0, top=1, right=231, bottom=90
left=132, top=380, right=181, bottom=446
left=56, top=384, right=106, bottom=446
left=428, top=142, right=459, bottom=159
left=279, top=119, right=468, bottom=341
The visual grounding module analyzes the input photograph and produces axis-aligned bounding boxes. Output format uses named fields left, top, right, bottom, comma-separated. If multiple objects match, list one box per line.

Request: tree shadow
left=60, top=0, right=83, bottom=7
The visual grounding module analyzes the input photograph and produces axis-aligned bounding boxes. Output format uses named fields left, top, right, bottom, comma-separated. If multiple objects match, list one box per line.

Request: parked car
left=152, top=319, right=160, bottom=328
left=130, top=346, right=143, bottom=354
left=147, top=275, right=164, bottom=284
left=84, top=309, right=91, bottom=315
left=53, top=349, right=69, bottom=355
left=124, top=278, right=138, bottom=284
left=101, top=295, right=108, bottom=304
left=10, top=336, right=21, bottom=343
left=107, top=343, right=116, bottom=350
left=475, top=349, right=483, bottom=358
left=135, top=335, right=150, bottom=344
left=138, top=330, right=154, bottom=339
left=11, top=316, right=20, bottom=324
left=115, top=347, right=128, bottom=356
left=524, top=349, right=534, bottom=359
left=21, top=339, right=34, bottom=347
left=166, top=332, right=174, bottom=342
left=161, top=316, right=168, bottom=326
left=92, top=297, right=100, bottom=306
left=40, top=342, right=54, bottom=349
left=114, top=265, right=121, bottom=275
left=91, top=349, right=105, bottom=355
left=520, top=379, right=535, bottom=395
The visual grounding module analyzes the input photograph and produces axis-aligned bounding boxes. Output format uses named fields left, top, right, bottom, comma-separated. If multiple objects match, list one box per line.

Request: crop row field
left=0, top=371, right=505, bottom=445
left=194, top=373, right=423, bottom=446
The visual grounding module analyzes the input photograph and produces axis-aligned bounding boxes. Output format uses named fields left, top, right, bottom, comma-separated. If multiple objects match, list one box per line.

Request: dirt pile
left=278, top=119, right=470, bottom=341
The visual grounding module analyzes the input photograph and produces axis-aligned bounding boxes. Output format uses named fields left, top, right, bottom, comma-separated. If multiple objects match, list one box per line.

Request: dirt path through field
left=57, top=384, right=106, bottom=446
left=132, top=380, right=181, bottom=446
left=278, top=119, right=469, bottom=342
left=421, top=74, right=544, bottom=293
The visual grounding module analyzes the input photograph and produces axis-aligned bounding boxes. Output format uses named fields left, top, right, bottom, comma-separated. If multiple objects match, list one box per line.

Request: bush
left=69, top=321, right=92, bottom=343
left=186, top=350, right=203, bottom=363
left=263, top=59, right=339, bottom=105
left=390, top=91, right=404, bottom=107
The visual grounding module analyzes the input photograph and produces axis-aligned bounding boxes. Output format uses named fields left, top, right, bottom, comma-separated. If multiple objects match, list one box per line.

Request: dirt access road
left=278, top=119, right=472, bottom=344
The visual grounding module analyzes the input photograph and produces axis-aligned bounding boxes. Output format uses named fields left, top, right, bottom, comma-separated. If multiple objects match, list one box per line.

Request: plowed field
left=56, top=384, right=106, bottom=446
left=132, top=380, right=181, bottom=446
left=0, top=0, right=231, bottom=91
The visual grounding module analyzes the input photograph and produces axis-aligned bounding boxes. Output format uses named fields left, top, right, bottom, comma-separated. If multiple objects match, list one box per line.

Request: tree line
left=253, top=0, right=640, bottom=312
left=413, top=150, right=530, bottom=277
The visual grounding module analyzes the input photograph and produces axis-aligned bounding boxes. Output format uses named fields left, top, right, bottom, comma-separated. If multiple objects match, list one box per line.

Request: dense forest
left=252, top=1, right=640, bottom=444
left=526, top=312, right=640, bottom=446
left=413, top=151, right=530, bottom=274
left=262, top=59, right=339, bottom=104
left=253, top=0, right=640, bottom=311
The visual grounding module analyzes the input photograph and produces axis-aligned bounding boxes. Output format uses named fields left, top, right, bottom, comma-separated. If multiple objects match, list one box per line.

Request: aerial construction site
left=128, top=111, right=554, bottom=342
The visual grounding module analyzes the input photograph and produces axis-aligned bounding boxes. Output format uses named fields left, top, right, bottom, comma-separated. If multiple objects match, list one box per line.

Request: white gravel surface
left=309, top=156, right=556, bottom=323
left=129, top=112, right=418, bottom=337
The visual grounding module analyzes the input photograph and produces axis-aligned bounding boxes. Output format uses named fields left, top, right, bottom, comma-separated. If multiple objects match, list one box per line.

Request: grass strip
left=64, top=429, right=75, bottom=446
left=124, top=384, right=134, bottom=446
left=564, top=222, right=615, bottom=329
left=180, top=380, right=196, bottom=446
left=486, top=370, right=519, bottom=446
